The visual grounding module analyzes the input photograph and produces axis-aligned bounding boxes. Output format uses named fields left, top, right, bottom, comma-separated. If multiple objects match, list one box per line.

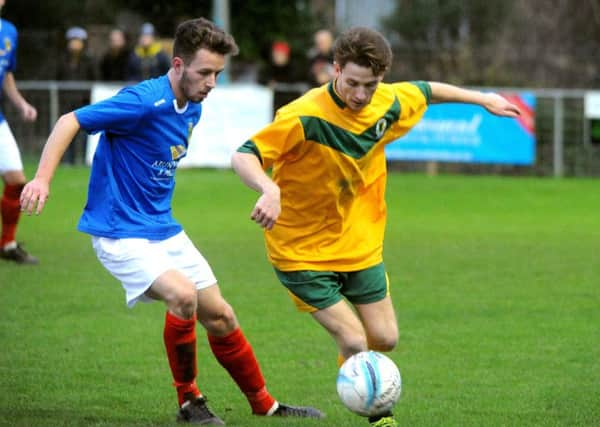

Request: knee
left=170, top=287, right=197, bottom=319
left=3, top=171, right=26, bottom=187
left=369, top=331, right=399, bottom=353
left=199, top=301, right=237, bottom=335
left=341, top=335, right=369, bottom=359
left=372, top=337, right=398, bottom=352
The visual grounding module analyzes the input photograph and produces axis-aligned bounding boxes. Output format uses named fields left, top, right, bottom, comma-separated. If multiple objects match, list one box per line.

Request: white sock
left=3, top=241, right=17, bottom=250
left=265, top=401, right=279, bottom=416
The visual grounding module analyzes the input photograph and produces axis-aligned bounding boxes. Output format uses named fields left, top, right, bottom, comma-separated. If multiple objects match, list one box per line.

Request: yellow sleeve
left=238, top=111, right=305, bottom=170
left=390, top=81, right=430, bottom=133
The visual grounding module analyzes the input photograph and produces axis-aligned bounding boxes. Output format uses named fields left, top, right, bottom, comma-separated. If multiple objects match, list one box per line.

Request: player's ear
left=333, top=62, right=342, bottom=77
left=172, top=56, right=185, bottom=76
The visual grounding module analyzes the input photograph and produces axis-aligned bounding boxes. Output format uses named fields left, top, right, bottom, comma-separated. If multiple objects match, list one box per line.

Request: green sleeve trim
left=410, top=80, right=431, bottom=105
left=237, top=140, right=263, bottom=164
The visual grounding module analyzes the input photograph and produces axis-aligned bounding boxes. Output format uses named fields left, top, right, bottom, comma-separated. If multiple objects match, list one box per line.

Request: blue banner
left=386, top=92, right=536, bottom=165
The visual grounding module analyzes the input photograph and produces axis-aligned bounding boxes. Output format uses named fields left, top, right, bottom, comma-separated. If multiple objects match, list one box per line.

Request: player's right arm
left=232, top=110, right=306, bottom=230
left=20, top=112, right=81, bottom=215
left=231, top=151, right=281, bottom=230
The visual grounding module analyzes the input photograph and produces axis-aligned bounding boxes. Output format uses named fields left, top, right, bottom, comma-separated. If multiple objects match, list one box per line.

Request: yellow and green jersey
left=238, top=80, right=431, bottom=271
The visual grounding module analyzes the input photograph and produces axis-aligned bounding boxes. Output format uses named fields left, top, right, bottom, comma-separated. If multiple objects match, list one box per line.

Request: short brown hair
left=173, top=18, right=239, bottom=64
left=333, top=27, right=392, bottom=76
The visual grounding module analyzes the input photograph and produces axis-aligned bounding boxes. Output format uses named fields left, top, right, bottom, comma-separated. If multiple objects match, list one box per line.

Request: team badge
left=0, top=37, right=11, bottom=56
left=375, top=117, right=388, bottom=139
left=170, top=145, right=187, bottom=160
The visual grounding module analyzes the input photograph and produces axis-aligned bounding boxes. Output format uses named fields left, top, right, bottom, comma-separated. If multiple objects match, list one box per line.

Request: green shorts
left=274, top=263, right=390, bottom=312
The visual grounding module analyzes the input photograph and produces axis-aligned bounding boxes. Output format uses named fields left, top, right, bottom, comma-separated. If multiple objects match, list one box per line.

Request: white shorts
left=91, top=231, right=217, bottom=308
left=0, top=120, right=23, bottom=174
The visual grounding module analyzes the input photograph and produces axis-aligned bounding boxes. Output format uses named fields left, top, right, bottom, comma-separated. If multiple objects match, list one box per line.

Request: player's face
left=178, top=48, right=225, bottom=103
left=334, top=62, right=384, bottom=111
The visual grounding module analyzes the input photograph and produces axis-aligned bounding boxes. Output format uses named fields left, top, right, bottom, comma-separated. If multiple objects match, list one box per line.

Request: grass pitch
left=1, top=166, right=599, bottom=426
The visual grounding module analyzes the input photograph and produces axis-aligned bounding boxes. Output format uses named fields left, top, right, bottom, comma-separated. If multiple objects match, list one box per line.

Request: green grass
left=1, top=166, right=599, bottom=426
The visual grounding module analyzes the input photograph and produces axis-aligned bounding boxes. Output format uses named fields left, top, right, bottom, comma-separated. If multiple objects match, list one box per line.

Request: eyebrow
left=198, top=67, right=224, bottom=74
left=348, top=77, right=378, bottom=85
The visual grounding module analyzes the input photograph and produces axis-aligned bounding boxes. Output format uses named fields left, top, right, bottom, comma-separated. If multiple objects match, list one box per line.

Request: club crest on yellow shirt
left=375, top=118, right=388, bottom=139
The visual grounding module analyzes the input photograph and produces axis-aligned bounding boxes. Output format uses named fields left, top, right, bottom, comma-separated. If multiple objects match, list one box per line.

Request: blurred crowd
left=58, top=22, right=171, bottom=83
left=47, top=23, right=338, bottom=164
left=60, top=23, right=335, bottom=84
left=59, top=23, right=336, bottom=104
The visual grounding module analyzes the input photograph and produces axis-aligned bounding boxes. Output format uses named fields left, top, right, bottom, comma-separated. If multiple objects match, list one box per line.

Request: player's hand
left=20, top=101, right=37, bottom=122
left=251, top=183, right=281, bottom=230
left=483, top=93, right=521, bottom=117
left=20, top=178, right=50, bottom=215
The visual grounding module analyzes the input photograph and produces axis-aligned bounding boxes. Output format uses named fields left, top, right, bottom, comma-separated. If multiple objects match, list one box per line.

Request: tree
left=382, top=0, right=600, bottom=88
left=383, top=0, right=514, bottom=85
left=229, top=0, right=316, bottom=66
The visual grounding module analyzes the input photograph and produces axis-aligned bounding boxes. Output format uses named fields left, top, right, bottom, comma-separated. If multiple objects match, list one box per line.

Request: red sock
left=1, top=184, right=23, bottom=247
left=164, top=311, right=201, bottom=406
left=208, top=328, right=276, bottom=414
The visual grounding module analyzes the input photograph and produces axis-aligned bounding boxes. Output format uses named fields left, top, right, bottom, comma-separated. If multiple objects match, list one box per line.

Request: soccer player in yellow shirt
left=231, top=26, right=521, bottom=427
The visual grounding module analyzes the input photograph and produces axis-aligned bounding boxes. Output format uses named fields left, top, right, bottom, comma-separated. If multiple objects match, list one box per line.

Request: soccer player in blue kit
left=20, top=18, right=323, bottom=425
left=0, top=0, right=39, bottom=264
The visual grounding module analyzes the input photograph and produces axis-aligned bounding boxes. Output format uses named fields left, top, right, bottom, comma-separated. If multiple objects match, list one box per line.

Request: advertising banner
left=385, top=92, right=536, bottom=165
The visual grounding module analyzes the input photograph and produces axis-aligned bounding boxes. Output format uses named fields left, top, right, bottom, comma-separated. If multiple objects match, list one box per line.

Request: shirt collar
left=327, top=79, right=346, bottom=109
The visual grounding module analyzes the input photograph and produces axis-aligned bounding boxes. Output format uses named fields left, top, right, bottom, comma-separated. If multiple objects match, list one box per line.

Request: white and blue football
left=336, top=351, right=402, bottom=417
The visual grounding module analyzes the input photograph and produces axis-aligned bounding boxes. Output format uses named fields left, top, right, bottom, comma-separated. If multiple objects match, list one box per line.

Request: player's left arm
left=428, top=82, right=521, bottom=117
left=2, top=72, right=37, bottom=122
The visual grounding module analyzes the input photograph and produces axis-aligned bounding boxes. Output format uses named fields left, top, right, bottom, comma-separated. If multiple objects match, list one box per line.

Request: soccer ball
left=336, top=351, right=402, bottom=417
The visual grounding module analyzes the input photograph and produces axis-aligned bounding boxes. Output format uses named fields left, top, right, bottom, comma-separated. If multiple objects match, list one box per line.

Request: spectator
left=56, top=26, right=96, bottom=81
left=127, top=22, right=170, bottom=81
left=257, top=41, right=303, bottom=112
left=100, top=28, right=131, bottom=82
left=307, top=29, right=335, bottom=87
left=56, top=26, right=96, bottom=165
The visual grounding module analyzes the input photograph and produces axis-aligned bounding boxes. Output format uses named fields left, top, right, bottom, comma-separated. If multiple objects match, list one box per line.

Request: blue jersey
left=0, top=19, right=18, bottom=123
left=75, top=75, right=202, bottom=239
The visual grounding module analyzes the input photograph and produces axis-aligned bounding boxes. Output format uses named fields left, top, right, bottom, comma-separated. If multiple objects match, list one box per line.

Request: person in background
left=56, top=26, right=96, bottom=165
left=100, top=28, right=131, bottom=82
left=307, top=28, right=335, bottom=87
left=0, top=0, right=38, bottom=264
left=257, top=41, right=303, bottom=113
left=127, top=22, right=170, bottom=81
left=231, top=26, right=522, bottom=427
left=57, top=26, right=97, bottom=82
left=20, top=17, right=323, bottom=425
